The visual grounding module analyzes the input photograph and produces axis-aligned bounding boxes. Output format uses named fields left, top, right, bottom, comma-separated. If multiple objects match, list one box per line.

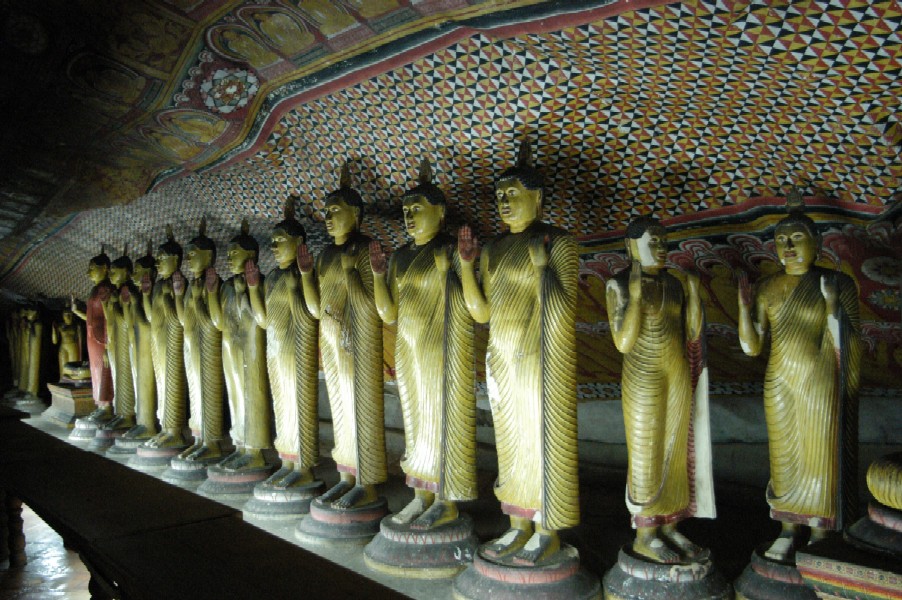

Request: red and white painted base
left=295, top=497, right=389, bottom=546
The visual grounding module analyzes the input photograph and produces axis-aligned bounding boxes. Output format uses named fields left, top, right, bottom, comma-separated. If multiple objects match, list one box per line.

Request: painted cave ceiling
left=0, top=0, right=899, bottom=390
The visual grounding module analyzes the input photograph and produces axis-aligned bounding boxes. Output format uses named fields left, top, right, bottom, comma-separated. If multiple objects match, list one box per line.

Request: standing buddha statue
left=737, top=190, right=861, bottom=561
left=52, top=309, right=83, bottom=377
left=206, top=220, right=271, bottom=470
left=298, top=163, right=387, bottom=510
left=605, top=215, right=715, bottom=564
left=100, top=249, right=138, bottom=432
left=173, top=218, right=225, bottom=462
left=370, top=159, right=477, bottom=529
left=457, top=141, right=579, bottom=565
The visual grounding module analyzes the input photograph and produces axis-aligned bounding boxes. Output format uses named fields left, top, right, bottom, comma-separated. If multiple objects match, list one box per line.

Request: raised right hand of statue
left=737, top=270, right=752, bottom=309
left=297, top=243, right=313, bottom=274
left=245, top=259, right=260, bottom=287
left=120, top=286, right=131, bottom=304
left=172, top=270, right=186, bottom=296
left=458, top=224, right=479, bottom=264
left=369, top=240, right=387, bottom=275
left=98, top=284, right=112, bottom=303
left=204, top=267, right=220, bottom=294
left=628, top=259, right=642, bottom=301
left=141, top=273, right=152, bottom=295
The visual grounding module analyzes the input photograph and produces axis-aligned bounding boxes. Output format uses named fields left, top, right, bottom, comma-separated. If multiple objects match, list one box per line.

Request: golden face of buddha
left=109, top=266, right=131, bottom=286
left=270, top=229, right=299, bottom=269
left=185, top=246, right=213, bottom=276
left=495, top=178, right=539, bottom=233
left=402, top=195, right=443, bottom=245
left=87, top=261, right=109, bottom=284
left=132, top=263, right=154, bottom=285
left=156, top=253, right=179, bottom=279
left=62, top=311, right=74, bottom=325
left=227, top=244, right=255, bottom=275
left=629, top=226, right=668, bottom=271
left=324, top=197, right=358, bottom=242
left=775, top=223, right=817, bottom=275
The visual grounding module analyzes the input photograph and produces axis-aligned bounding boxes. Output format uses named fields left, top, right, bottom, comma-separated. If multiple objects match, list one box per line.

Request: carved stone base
left=89, top=426, right=128, bottom=451
left=295, top=497, right=389, bottom=545
left=107, top=426, right=157, bottom=455
left=735, top=546, right=818, bottom=600
left=452, top=544, right=601, bottom=600
left=161, top=455, right=219, bottom=485
left=44, top=383, right=95, bottom=428
left=242, top=479, right=324, bottom=520
left=68, top=420, right=99, bottom=442
left=196, top=463, right=274, bottom=498
left=13, top=394, right=45, bottom=415
left=364, top=512, right=478, bottom=579
left=845, top=502, right=902, bottom=557
left=128, top=444, right=186, bottom=472
left=602, top=547, right=732, bottom=599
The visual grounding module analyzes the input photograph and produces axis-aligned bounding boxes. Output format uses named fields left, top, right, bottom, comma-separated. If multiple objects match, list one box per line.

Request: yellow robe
left=317, top=233, right=386, bottom=486
left=389, top=233, right=477, bottom=501
left=481, top=222, right=579, bottom=530
left=106, top=288, right=136, bottom=419
left=181, top=281, right=223, bottom=441
left=150, top=279, right=186, bottom=430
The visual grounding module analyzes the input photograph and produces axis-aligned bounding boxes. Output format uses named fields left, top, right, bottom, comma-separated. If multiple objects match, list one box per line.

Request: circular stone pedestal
left=735, top=546, right=817, bottom=600
left=196, top=463, right=274, bottom=498
left=452, top=544, right=600, bottom=600
left=128, top=445, right=186, bottom=472
left=364, top=513, right=478, bottom=579
left=89, top=426, right=127, bottom=451
left=603, top=547, right=732, bottom=600
left=161, top=455, right=220, bottom=486
left=296, top=497, right=389, bottom=545
left=69, top=420, right=100, bottom=442
left=846, top=502, right=902, bottom=555
left=243, top=479, right=324, bottom=520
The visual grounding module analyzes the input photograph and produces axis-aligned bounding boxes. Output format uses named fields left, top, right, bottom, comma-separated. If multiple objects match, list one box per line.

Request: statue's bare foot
left=225, top=451, right=265, bottom=471
left=391, top=497, right=428, bottom=525
left=144, top=432, right=167, bottom=448
left=178, top=441, right=203, bottom=459
left=122, top=425, right=152, bottom=440
left=764, top=535, right=797, bottom=562
left=633, top=534, right=682, bottom=564
left=217, top=450, right=243, bottom=469
left=100, top=415, right=125, bottom=431
left=154, top=432, right=185, bottom=449
left=331, top=485, right=377, bottom=510
left=482, top=527, right=533, bottom=559
left=512, top=531, right=561, bottom=565
left=264, top=467, right=291, bottom=486
left=317, top=481, right=353, bottom=504
left=661, top=527, right=710, bottom=562
left=275, top=470, right=312, bottom=489
left=411, top=501, right=458, bottom=530
left=187, top=444, right=222, bottom=462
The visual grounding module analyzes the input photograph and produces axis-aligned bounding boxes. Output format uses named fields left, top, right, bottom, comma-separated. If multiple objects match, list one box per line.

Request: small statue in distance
left=52, top=309, right=83, bottom=377
left=737, top=188, right=861, bottom=562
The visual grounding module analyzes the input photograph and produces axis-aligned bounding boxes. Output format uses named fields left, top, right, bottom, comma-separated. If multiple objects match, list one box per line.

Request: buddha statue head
left=110, top=245, right=134, bottom=287
left=87, top=246, right=111, bottom=284
left=186, top=217, right=216, bottom=277
left=402, top=159, right=445, bottom=246
left=496, top=140, right=543, bottom=233
left=133, top=239, right=157, bottom=287
left=156, top=226, right=183, bottom=279
left=324, top=162, right=364, bottom=245
left=272, top=197, right=306, bottom=269
left=625, top=214, right=667, bottom=273
left=61, top=309, right=74, bottom=325
left=227, top=218, right=259, bottom=275
left=775, top=187, right=820, bottom=276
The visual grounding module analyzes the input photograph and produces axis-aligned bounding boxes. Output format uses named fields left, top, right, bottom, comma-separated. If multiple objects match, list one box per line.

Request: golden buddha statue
left=99, top=250, right=137, bottom=431
left=119, top=242, right=158, bottom=440
left=142, top=228, right=188, bottom=449
left=173, top=219, right=224, bottom=462
left=19, top=306, right=43, bottom=398
left=206, top=222, right=271, bottom=470
left=71, top=248, right=115, bottom=421
left=457, top=141, right=579, bottom=565
left=370, top=160, right=476, bottom=529
left=738, top=191, right=862, bottom=562
left=606, top=215, right=714, bottom=564
left=298, top=164, right=387, bottom=509
left=246, top=207, right=320, bottom=489
left=52, top=309, right=83, bottom=377
left=6, top=309, right=21, bottom=390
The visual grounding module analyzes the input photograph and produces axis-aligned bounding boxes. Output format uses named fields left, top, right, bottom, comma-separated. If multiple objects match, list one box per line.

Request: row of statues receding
left=6, top=142, right=896, bottom=598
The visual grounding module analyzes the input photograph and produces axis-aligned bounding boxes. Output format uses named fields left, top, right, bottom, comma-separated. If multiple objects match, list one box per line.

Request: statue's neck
left=509, top=219, right=537, bottom=234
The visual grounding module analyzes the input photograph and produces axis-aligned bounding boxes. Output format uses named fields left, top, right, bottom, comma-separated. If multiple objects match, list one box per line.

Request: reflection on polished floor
left=0, top=505, right=90, bottom=600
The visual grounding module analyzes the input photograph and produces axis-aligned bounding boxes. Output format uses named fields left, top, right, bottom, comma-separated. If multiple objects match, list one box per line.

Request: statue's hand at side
left=434, top=245, right=450, bottom=273
left=686, top=272, right=700, bottom=302
left=297, top=243, right=313, bottom=274
left=204, top=267, right=220, bottom=294
left=737, top=270, right=752, bottom=309
left=820, top=272, right=838, bottom=314
left=458, top=225, right=479, bottom=264
left=369, top=240, right=387, bottom=275
left=172, top=270, right=186, bottom=296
